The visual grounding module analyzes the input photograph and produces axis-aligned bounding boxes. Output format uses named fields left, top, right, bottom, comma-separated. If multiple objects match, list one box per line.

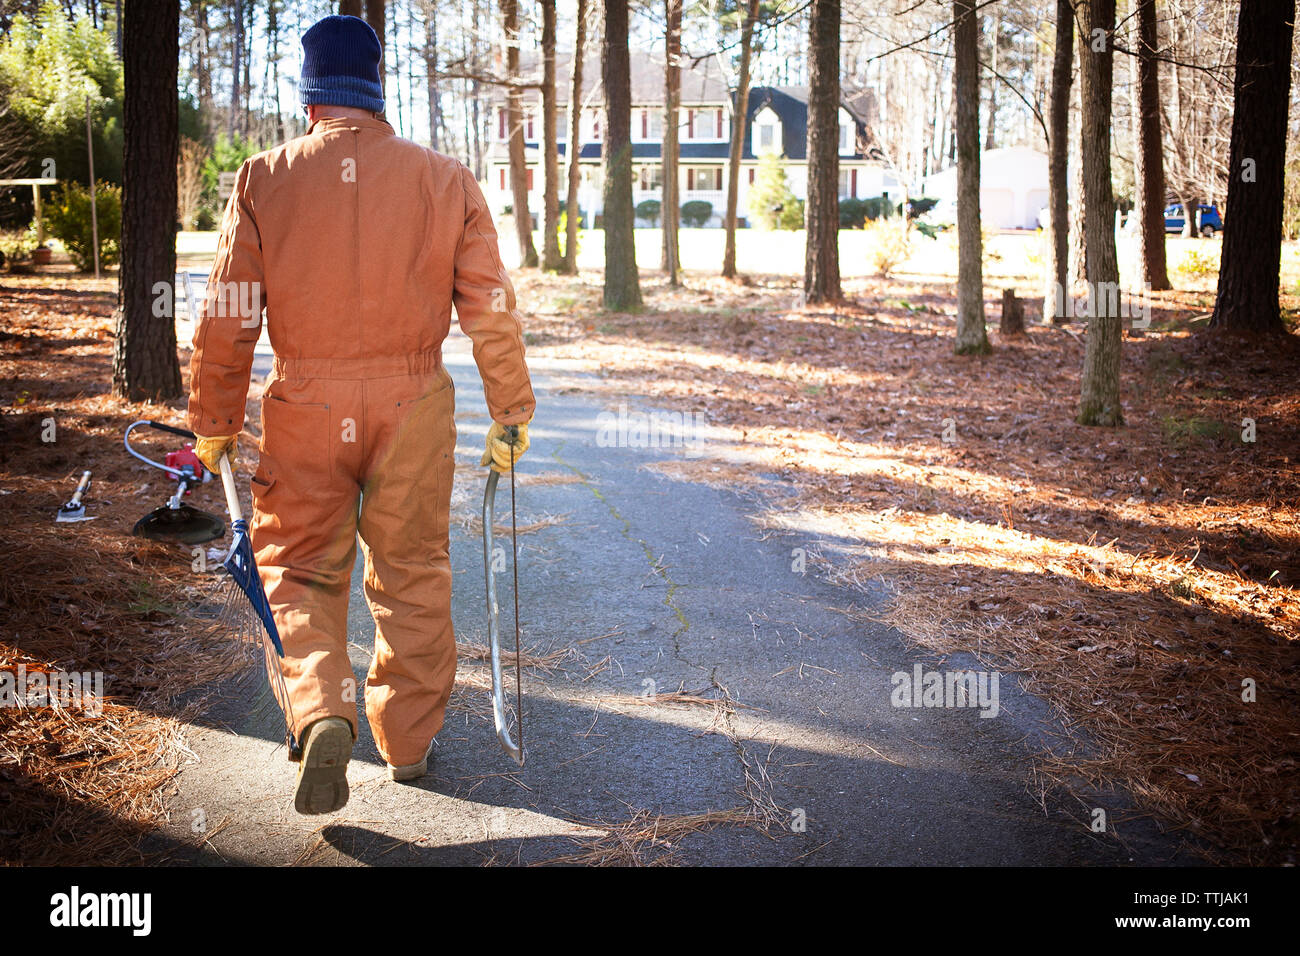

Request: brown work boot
left=387, top=740, right=434, bottom=782
left=293, top=717, right=353, bottom=814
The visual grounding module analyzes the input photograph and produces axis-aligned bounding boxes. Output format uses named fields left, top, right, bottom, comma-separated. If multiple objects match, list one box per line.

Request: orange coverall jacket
left=187, top=114, right=534, bottom=765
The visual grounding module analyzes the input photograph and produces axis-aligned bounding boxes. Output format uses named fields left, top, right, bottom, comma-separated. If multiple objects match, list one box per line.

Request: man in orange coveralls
left=187, top=14, right=534, bottom=815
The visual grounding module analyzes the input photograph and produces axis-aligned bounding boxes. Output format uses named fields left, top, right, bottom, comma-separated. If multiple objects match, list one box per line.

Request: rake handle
left=218, top=454, right=243, bottom=524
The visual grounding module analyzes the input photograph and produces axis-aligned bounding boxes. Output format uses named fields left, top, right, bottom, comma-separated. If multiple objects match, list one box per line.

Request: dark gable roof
left=742, top=86, right=879, bottom=162
left=745, top=86, right=810, bottom=160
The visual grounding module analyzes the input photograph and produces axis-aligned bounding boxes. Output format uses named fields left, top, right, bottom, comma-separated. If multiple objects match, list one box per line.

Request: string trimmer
left=125, top=419, right=224, bottom=544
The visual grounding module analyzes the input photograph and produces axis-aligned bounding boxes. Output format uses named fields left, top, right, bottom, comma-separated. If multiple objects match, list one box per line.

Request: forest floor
left=0, top=270, right=221, bottom=864
left=2, top=253, right=1297, bottom=864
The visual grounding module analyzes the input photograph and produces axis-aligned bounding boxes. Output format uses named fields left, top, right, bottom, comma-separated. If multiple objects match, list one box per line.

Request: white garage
left=920, top=146, right=1051, bottom=230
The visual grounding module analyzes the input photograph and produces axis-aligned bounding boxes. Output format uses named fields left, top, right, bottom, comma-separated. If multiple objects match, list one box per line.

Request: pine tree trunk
left=722, top=0, right=759, bottom=279
left=1076, top=0, right=1123, bottom=427
left=113, top=0, right=182, bottom=402
left=954, top=0, right=988, bottom=354
left=804, top=0, right=840, bottom=304
left=195, top=0, right=212, bottom=134
left=1134, top=0, right=1170, bottom=291
left=1068, top=95, right=1087, bottom=290
left=984, top=9, right=999, bottom=150
left=424, top=0, right=439, bottom=150
left=244, top=4, right=253, bottom=134
left=541, top=0, right=562, bottom=271
left=389, top=7, right=403, bottom=135
left=367, top=0, right=386, bottom=88
left=562, top=0, right=587, bottom=275
left=502, top=0, right=537, bottom=267
left=268, top=1, right=283, bottom=141
left=1045, top=0, right=1072, bottom=322
left=340, top=0, right=361, bottom=15
left=229, top=0, right=242, bottom=138
left=602, top=0, right=643, bottom=310
left=1208, top=0, right=1295, bottom=336
left=660, top=0, right=681, bottom=283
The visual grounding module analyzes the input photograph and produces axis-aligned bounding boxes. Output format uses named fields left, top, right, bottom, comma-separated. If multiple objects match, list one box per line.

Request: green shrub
left=862, top=195, right=893, bottom=221
left=1176, top=247, right=1219, bottom=281
left=747, top=153, right=799, bottom=230
left=839, top=198, right=868, bottom=229
left=45, top=180, right=121, bottom=271
left=778, top=198, right=804, bottom=230
left=0, top=228, right=39, bottom=269
left=635, top=198, right=661, bottom=226
left=681, top=200, right=713, bottom=228
left=863, top=218, right=911, bottom=277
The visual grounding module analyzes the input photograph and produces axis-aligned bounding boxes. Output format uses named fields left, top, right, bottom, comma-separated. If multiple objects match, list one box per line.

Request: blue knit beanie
left=299, top=15, right=384, bottom=113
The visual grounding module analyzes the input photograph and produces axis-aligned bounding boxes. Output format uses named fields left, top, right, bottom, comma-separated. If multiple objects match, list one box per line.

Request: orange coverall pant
left=187, top=115, right=534, bottom=767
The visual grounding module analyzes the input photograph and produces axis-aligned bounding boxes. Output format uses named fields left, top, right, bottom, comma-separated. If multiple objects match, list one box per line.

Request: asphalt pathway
left=151, top=319, right=1184, bottom=866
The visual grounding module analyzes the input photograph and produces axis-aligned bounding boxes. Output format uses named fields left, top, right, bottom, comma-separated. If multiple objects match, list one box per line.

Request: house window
left=687, top=167, right=722, bottom=191
left=638, top=165, right=663, bottom=191
left=689, top=109, right=719, bottom=140
left=758, top=124, right=776, bottom=151
left=839, top=122, right=853, bottom=154
left=838, top=170, right=850, bottom=198
left=646, top=110, right=662, bottom=140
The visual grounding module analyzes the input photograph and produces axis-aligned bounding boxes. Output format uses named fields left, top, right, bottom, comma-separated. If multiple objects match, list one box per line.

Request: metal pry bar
left=482, top=456, right=525, bottom=766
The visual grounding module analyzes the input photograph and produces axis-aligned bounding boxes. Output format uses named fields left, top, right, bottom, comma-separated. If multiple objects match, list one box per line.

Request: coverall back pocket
left=259, top=393, right=333, bottom=491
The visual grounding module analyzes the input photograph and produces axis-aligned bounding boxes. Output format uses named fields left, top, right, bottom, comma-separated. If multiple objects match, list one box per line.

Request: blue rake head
left=222, top=518, right=284, bottom=657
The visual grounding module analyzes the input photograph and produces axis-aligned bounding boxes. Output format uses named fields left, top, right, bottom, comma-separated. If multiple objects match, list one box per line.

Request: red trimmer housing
left=165, top=444, right=207, bottom=494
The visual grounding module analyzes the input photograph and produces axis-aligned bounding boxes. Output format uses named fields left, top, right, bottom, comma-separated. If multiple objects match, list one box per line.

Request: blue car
left=1164, top=203, right=1223, bottom=238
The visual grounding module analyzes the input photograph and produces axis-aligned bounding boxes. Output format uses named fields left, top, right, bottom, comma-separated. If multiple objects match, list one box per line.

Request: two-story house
left=486, top=50, right=903, bottom=227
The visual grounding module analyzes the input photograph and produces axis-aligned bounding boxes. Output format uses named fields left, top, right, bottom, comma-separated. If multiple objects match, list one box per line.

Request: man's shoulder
left=395, top=137, right=470, bottom=179
left=239, top=137, right=301, bottom=178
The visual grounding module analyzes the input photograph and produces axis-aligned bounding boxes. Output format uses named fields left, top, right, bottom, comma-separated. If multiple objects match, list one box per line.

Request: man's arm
left=187, top=159, right=267, bottom=437
left=452, top=164, right=535, bottom=426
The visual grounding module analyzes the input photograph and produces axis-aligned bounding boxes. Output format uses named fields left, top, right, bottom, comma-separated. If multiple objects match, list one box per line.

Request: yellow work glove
left=481, top=421, right=530, bottom=474
left=194, top=434, right=238, bottom=475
